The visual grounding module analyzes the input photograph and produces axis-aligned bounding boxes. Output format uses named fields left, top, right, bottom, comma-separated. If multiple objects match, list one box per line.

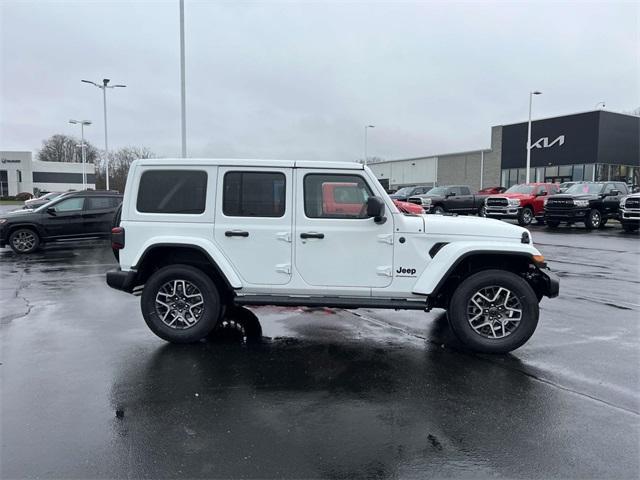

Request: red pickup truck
left=484, top=183, right=560, bottom=226
left=322, top=182, right=423, bottom=216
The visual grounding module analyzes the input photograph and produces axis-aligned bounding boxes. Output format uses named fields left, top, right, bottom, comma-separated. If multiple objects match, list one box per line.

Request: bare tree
left=37, top=134, right=99, bottom=163
left=95, top=146, right=155, bottom=192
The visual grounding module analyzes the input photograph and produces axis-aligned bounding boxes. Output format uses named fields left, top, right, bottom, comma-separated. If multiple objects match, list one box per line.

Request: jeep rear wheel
left=141, top=264, right=222, bottom=343
left=9, top=228, right=40, bottom=254
left=517, top=207, right=534, bottom=226
left=585, top=209, right=602, bottom=229
left=447, top=269, right=539, bottom=354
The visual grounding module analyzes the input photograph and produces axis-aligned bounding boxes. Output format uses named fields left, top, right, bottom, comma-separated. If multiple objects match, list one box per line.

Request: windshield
left=426, top=187, right=448, bottom=195
left=392, top=187, right=414, bottom=196
left=506, top=184, right=535, bottom=194
left=566, top=183, right=604, bottom=194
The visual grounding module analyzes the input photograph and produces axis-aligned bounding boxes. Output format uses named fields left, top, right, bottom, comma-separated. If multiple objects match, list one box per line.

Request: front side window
left=304, top=174, right=372, bottom=219
left=223, top=171, right=286, bottom=217
left=137, top=170, right=207, bottom=214
left=53, top=197, right=84, bottom=212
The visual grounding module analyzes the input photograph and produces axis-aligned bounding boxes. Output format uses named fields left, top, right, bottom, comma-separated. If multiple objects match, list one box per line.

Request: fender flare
left=5, top=222, right=46, bottom=239
left=132, top=237, right=243, bottom=289
left=412, top=241, right=540, bottom=296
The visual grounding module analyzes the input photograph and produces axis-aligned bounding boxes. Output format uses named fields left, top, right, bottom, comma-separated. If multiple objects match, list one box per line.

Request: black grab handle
left=225, top=230, right=249, bottom=237
left=300, top=232, right=325, bottom=239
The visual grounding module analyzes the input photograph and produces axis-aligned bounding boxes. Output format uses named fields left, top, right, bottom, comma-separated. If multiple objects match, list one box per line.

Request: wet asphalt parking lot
left=1, top=206, right=639, bottom=479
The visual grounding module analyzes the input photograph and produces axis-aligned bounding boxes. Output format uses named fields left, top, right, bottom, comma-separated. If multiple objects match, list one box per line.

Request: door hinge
left=376, top=266, right=392, bottom=277
left=275, top=263, right=291, bottom=274
left=377, top=234, right=394, bottom=245
left=276, top=232, right=292, bottom=243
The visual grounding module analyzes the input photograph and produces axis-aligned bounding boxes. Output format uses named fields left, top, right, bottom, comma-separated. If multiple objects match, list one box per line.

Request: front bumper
left=106, top=268, right=137, bottom=293
left=485, top=206, right=520, bottom=219
left=544, top=208, right=589, bottom=222
left=540, top=269, right=560, bottom=298
left=620, top=209, right=640, bottom=224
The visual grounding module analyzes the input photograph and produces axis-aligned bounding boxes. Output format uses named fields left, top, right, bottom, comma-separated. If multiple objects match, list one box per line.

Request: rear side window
left=223, top=171, right=286, bottom=217
left=87, top=197, right=120, bottom=210
left=137, top=170, right=207, bottom=214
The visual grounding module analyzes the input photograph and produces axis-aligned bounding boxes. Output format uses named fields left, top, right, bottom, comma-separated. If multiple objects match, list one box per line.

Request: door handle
left=225, top=230, right=249, bottom=237
left=300, top=232, right=324, bottom=239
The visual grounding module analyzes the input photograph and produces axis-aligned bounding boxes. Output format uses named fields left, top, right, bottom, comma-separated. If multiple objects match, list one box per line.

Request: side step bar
left=234, top=295, right=428, bottom=310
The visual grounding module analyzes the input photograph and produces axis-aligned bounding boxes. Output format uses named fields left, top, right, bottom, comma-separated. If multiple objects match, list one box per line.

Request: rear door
left=40, top=196, right=86, bottom=238
left=83, top=196, right=121, bottom=235
left=214, top=168, right=292, bottom=285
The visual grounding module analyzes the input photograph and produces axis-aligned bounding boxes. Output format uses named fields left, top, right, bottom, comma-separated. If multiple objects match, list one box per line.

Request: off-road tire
left=517, top=207, right=534, bottom=226
left=447, top=269, right=539, bottom=354
left=141, top=264, right=222, bottom=343
left=585, top=209, right=602, bottom=230
left=8, top=228, right=40, bottom=254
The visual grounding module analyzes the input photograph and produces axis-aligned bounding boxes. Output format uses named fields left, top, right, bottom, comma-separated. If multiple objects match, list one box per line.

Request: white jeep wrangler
left=107, top=159, right=559, bottom=353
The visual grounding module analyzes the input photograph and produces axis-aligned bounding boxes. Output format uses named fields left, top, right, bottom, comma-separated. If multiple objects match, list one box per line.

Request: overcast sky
left=1, top=0, right=638, bottom=161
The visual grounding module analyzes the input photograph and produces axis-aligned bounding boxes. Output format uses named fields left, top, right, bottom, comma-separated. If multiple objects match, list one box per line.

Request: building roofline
left=498, top=109, right=638, bottom=127
left=368, top=148, right=491, bottom=165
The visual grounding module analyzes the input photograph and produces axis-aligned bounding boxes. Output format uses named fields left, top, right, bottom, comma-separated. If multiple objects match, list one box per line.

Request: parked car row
left=404, top=181, right=638, bottom=233
left=0, top=190, right=123, bottom=253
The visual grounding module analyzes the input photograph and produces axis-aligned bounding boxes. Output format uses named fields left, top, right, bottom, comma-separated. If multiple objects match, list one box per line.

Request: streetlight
left=526, top=91, right=542, bottom=183
left=364, top=125, right=375, bottom=165
left=69, top=119, right=92, bottom=190
left=179, top=0, right=187, bottom=158
left=82, top=78, right=126, bottom=191
left=595, top=101, right=606, bottom=110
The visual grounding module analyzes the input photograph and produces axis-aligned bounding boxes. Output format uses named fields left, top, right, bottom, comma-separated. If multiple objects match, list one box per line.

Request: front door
left=294, top=170, right=394, bottom=288
left=214, top=167, right=292, bottom=286
left=40, top=196, right=86, bottom=238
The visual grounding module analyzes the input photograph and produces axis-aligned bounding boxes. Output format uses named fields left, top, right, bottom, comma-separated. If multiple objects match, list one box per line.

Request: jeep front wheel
left=447, top=269, right=539, bottom=354
left=141, top=264, right=222, bottom=343
left=517, top=207, right=534, bottom=226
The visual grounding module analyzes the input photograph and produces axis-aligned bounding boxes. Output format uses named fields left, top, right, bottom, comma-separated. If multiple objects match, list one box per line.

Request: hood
left=2, top=208, right=37, bottom=219
left=424, top=214, right=528, bottom=241
left=490, top=193, right=532, bottom=200
left=550, top=193, right=599, bottom=201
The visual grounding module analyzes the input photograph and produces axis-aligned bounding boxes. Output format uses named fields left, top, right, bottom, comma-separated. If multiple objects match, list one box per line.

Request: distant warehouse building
left=0, top=151, right=96, bottom=196
left=369, top=110, right=639, bottom=192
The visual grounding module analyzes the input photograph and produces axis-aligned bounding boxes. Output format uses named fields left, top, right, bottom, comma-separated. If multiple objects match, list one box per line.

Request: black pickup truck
left=408, top=185, right=488, bottom=215
left=544, top=181, right=628, bottom=229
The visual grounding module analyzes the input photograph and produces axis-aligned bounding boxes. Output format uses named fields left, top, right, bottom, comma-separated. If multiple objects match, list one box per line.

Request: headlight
left=422, top=198, right=432, bottom=206
left=620, top=196, right=628, bottom=207
left=0, top=218, right=7, bottom=224
left=543, top=198, right=549, bottom=206
left=574, top=200, right=589, bottom=207
left=508, top=198, right=521, bottom=206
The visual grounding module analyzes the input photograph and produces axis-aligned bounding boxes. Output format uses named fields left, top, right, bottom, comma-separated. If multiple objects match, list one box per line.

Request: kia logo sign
left=531, top=135, right=565, bottom=149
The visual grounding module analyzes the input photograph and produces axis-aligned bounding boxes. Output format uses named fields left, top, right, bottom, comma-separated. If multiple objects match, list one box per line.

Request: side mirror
left=46, top=207, right=57, bottom=215
left=536, top=191, right=547, bottom=197
left=445, top=192, right=456, bottom=197
left=609, top=189, right=620, bottom=196
left=366, top=196, right=385, bottom=222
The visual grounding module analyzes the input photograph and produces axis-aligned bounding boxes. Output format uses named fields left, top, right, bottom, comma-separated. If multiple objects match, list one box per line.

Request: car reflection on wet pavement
left=1, top=220, right=639, bottom=479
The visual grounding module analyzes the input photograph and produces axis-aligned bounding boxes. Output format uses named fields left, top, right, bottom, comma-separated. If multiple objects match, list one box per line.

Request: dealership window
left=536, top=168, right=544, bottom=183
left=517, top=169, right=526, bottom=184
left=572, top=164, right=584, bottom=181
left=223, top=171, right=286, bottom=217
left=559, top=165, right=573, bottom=177
left=595, top=164, right=608, bottom=181
left=17, top=170, right=22, bottom=183
left=545, top=166, right=558, bottom=177
left=0, top=170, right=7, bottom=196
left=501, top=170, right=508, bottom=187
left=137, top=170, right=207, bottom=214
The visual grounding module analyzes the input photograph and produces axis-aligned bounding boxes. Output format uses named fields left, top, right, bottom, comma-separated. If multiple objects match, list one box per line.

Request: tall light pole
left=69, top=119, right=92, bottom=190
left=526, top=91, right=542, bottom=183
left=82, top=78, right=126, bottom=191
left=364, top=125, right=375, bottom=165
left=179, top=0, right=187, bottom=158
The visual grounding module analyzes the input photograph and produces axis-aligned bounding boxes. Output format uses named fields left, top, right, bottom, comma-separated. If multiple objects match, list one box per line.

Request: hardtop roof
left=133, top=158, right=364, bottom=170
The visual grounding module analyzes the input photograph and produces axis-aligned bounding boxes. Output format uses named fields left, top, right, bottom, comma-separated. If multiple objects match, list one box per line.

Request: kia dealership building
left=369, top=110, right=639, bottom=191
left=0, top=151, right=96, bottom=197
